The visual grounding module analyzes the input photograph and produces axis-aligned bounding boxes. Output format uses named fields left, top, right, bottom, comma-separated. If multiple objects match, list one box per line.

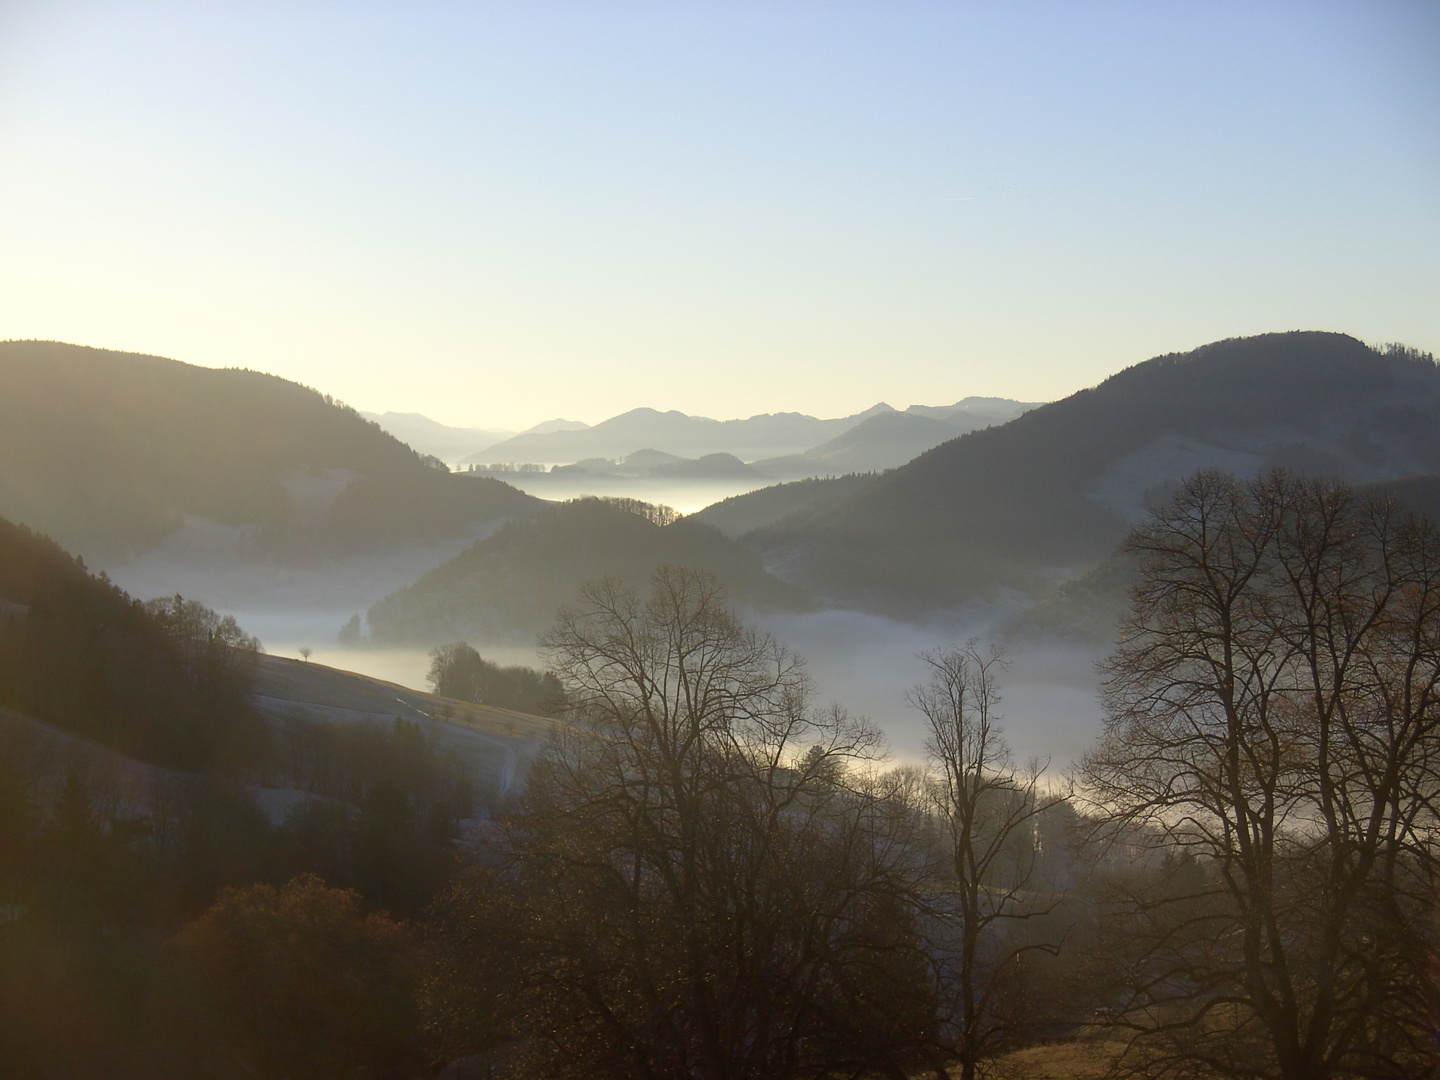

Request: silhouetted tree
left=1083, top=471, right=1440, bottom=1080
left=517, top=567, right=932, bottom=1080
left=908, top=642, right=1067, bottom=1080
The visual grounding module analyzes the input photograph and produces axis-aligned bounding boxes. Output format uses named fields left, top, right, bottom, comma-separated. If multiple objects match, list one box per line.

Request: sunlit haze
left=2, top=1, right=1436, bottom=429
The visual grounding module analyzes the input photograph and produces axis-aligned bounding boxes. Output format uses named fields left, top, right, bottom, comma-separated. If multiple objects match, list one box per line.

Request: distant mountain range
left=357, top=412, right=593, bottom=462
left=549, top=451, right=766, bottom=482
left=360, top=411, right=513, bottom=463
left=450, top=397, right=1036, bottom=477
left=0, top=342, right=537, bottom=559
left=742, top=332, right=1440, bottom=615
left=460, top=404, right=892, bottom=465
left=756, top=399, right=1034, bottom=477
left=11, top=333, right=1439, bottom=637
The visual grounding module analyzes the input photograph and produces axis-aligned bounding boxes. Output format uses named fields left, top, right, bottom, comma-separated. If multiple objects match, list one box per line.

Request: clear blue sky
left=1, top=1, right=1435, bottom=429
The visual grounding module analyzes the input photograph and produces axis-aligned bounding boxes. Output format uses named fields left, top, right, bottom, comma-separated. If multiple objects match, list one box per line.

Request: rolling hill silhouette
left=755, top=398, right=1036, bottom=478
left=747, top=332, right=1440, bottom=614
left=366, top=497, right=810, bottom=645
left=0, top=341, right=537, bottom=558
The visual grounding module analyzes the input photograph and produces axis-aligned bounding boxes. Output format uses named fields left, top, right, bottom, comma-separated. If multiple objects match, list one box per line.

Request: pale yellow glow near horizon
left=1, top=3, right=1436, bottom=430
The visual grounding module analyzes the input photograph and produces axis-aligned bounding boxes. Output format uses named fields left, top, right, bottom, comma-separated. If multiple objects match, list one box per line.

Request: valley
left=4, top=330, right=1439, bottom=1080
left=42, top=331, right=1440, bottom=777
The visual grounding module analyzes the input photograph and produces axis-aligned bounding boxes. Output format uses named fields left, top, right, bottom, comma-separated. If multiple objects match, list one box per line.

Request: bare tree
left=1083, top=470, right=1440, bottom=1080
left=908, top=641, right=1067, bottom=1080
left=518, top=566, right=934, bottom=1080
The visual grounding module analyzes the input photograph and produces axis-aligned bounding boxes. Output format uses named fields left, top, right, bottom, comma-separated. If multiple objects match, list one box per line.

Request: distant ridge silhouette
left=0, top=341, right=537, bottom=558
left=747, top=332, right=1440, bottom=614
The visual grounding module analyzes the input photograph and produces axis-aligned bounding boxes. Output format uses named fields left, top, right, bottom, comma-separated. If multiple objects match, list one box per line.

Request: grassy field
left=986, top=1037, right=1126, bottom=1079
left=251, top=652, right=558, bottom=807
left=252, top=653, right=555, bottom=740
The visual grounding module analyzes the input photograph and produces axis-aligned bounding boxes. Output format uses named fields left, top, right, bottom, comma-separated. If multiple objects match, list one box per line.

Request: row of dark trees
left=427, top=641, right=568, bottom=716
left=0, top=520, right=269, bottom=771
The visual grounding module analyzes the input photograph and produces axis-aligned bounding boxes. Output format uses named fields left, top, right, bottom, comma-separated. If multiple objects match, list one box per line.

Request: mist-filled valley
left=63, top=331, right=1440, bottom=775
left=6, top=329, right=1440, bottom=1079
left=8, top=0, right=1440, bottom=1072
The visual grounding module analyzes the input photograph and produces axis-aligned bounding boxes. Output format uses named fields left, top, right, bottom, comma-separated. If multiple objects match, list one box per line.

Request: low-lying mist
left=756, top=607, right=1104, bottom=771
left=98, top=516, right=1106, bottom=771
left=466, top=470, right=779, bottom=515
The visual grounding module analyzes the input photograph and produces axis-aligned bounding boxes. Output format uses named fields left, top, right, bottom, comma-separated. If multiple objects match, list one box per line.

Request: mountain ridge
left=462, top=401, right=956, bottom=465
left=0, top=341, right=538, bottom=559
left=747, top=332, right=1440, bottom=615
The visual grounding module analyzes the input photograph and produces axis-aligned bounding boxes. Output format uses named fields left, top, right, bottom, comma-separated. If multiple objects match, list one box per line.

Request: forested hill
left=0, top=516, right=266, bottom=770
left=0, top=341, right=538, bottom=557
left=748, top=332, right=1440, bottom=615
left=367, top=497, right=812, bottom=645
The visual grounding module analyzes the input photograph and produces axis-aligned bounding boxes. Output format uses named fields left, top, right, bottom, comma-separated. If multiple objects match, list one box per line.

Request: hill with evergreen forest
left=0, top=515, right=268, bottom=770
left=747, top=332, right=1440, bottom=615
left=366, top=497, right=811, bottom=645
left=690, top=474, right=876, bottom=537
left=0, top=341, right=538, bottom=558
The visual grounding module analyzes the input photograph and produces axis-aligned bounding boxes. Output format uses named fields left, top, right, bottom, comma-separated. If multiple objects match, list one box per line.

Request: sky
left=0, top=2, right=1436, bottom=431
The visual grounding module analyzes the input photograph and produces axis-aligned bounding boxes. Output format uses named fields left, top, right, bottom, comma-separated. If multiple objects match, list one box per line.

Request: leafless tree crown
left=1083, top=470, right=1440, bottom=1080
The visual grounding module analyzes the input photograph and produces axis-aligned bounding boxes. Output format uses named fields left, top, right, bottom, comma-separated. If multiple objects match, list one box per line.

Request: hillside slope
left=691, top=474, right=877, bottom=538
left=749, top=332, right=1440, bottom=614
left=367, top=497, right=811, bottom=645
left=756, top=398, right=1037, bottom=477
left=0, top=341, right=537, bottom=557
left=0, top=516, right=266, bottom=769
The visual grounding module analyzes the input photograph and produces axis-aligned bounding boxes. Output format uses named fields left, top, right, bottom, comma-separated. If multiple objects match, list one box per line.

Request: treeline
left=427, top=642, right=567, bottom=716
left=0, top=519, right=268, bottom=771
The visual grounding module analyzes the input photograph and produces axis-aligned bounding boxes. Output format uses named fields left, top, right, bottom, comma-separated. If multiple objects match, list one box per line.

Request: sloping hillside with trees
left=366, top=497, right=811, bottom=645
left=691, top=473, right=876, bottom=537
left=4, top=489, right=1437, bottom=1079
left=749, top=333, right=1440, bottom=614
left=0, top=516, right=267, bottom=770
left=0, top=341, right=537, bottom=558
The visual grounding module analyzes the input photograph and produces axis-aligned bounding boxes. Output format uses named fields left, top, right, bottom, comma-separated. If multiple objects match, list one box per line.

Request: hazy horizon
left=2, top=2, right=1436, bottom=431
left=4, top=6, right=1438, bottom=1074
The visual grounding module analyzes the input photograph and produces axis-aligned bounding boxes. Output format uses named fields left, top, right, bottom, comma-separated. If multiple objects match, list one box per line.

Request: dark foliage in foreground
left=1084, top=471, right=1440, bottom=1080
left=5, top=475, right=1439, bottom=1079
left=515, top=567, right=935, bottom=1080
